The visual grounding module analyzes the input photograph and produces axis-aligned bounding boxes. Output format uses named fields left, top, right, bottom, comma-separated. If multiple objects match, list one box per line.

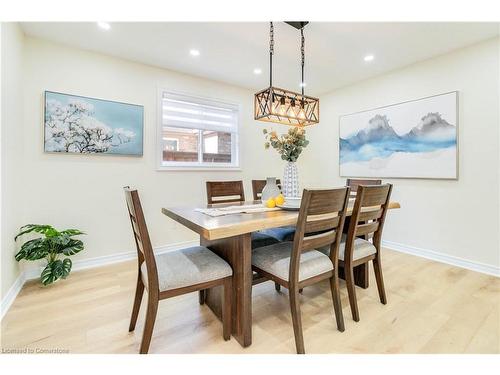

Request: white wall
left=1, top=23, right=24, bottom=300
left=300, top=37, right=500, bottom=270
left=17, top=36, right=286, bottom=275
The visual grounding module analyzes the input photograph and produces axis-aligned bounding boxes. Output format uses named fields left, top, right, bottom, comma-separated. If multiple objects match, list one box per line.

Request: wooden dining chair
left=205, top=180, right=280, bottom=247
left=346, top=179, right=382, bottom=240
left=324, top=184, right=392, bottom=323
left=346, top=178, right=382, bottom=198
left=251, top=179, right=281, bottom=200
left=124, top=187, right=233, bottom=353
left=251, top=188, right=350, bottom=354
left=206, top=180, right=245, bottom=204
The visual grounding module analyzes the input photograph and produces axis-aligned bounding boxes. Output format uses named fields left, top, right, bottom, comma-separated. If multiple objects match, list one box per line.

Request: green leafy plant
left=263, top=126, right=309, bottom=162
left=14, top=224, right=85, bottom=285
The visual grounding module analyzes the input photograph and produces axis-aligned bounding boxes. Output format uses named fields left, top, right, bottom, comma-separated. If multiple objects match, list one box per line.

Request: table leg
left=338, top=263, right=369, bottom=289
left=200, top=233, right=253, bottom=347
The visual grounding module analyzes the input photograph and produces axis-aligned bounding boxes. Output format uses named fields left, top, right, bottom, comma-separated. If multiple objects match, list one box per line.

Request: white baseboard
left=383, top=240, right=500, bottom=277
left=1, top=272, right=25, bottom=321
left=1, top=240, right=199, bottom=320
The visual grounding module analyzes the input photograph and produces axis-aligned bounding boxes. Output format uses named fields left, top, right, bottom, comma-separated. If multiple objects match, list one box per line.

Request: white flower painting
left=44, top=91, right=143, bottom=155
left=339, top=91, right=458, bottom=179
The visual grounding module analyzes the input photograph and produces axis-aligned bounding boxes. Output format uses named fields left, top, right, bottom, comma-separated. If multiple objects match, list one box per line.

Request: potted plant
left=14, top=224, right=85, bottom=285
left=263, top=126, right=309, bottom=197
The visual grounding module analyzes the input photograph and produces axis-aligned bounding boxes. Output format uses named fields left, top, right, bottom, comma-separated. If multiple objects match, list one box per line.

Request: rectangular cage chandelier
left=254, top=22, right=319, bottom=127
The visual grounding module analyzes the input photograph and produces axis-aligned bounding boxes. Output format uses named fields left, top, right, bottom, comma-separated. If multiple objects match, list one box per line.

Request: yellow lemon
left=275, top=194, right=285, bottom=205
left=265, top=198, right=276, bottom=208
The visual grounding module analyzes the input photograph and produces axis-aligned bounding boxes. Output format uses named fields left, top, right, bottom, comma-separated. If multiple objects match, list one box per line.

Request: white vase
left=283, top=162, right=300, bottom=198
left=261, top=177, right=281, bottom=202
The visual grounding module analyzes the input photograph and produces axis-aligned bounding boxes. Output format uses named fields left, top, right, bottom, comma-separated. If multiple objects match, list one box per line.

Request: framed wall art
left=44, top=91, right=144, bottom=156
left=339, top=91, right=458, bottom=179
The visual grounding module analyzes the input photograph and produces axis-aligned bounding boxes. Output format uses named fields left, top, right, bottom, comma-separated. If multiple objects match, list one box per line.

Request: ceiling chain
left=301, top=27, right=305, bottom=96
left=270, top=22, right=274, bottom=56
left=269, top=22, right=274, bottom=87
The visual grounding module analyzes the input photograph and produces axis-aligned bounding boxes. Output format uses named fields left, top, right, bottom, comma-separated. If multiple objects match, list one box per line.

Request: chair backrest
left=251, top=179, right=282, bottom=200
left=344, top=184, right=393, bottom=263
left=123, top=187, right=159, bottom=293
left=346, top=179, right=382, bottom=197
left=206, top=181, right=245, bottom=204
left=289, top=188, right=350, bottom=283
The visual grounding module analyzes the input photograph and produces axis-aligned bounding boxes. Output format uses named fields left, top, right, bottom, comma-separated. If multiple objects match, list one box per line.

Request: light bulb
left=298, top=100, right=306, bottom=119
left=279, top=96, right=286, bottom=115
left=287, top=98, right=296, bottom=117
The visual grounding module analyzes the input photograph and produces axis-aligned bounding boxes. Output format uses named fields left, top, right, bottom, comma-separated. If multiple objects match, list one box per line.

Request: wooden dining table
left=162, top=199, right=400, bottom=348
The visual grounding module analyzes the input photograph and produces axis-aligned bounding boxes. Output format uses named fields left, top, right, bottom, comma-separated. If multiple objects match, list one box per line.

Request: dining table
left=162, top=199, right=401, bottom=347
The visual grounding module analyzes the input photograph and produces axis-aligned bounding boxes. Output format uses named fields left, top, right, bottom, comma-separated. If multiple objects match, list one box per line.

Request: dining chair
left=251, top=179, right=282, bottom=200
left=206, top=180, right=246, bottom=204
left=321, top=184, right=392, bottom=322
left=346, top=179, right=382, bottom=240
left=124, top=187, right=233, bottom=353
left=346, top=178, right=382, bottom=197
left=205, top=180, right=280, bottom=247
left=251, top=187, right=350, bottom=354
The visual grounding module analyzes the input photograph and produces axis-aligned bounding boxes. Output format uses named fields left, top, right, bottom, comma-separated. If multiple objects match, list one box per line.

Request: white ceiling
left=20, top=22, right=499, bottom=95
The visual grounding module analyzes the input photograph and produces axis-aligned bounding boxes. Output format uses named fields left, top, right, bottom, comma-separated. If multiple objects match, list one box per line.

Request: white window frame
left=157, top=88, right=240, bottom=171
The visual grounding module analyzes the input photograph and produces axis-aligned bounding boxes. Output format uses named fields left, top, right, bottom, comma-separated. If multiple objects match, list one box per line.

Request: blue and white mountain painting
left=340, top=112, right=456, bottom=164
left=339, top=91, right=458, bottom=179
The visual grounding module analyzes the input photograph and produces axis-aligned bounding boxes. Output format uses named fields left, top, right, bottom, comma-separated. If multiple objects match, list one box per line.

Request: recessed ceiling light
left=189, top=49, right=200, bottom=57
left=364, top=54, right=375, bottom=62
left=253, top=68, right=262, bottom=75
left=97, top=22, right=111, bottom=30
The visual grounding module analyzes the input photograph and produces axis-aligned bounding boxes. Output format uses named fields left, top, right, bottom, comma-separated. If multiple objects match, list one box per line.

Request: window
left=158, top=91, right=239, bottom=169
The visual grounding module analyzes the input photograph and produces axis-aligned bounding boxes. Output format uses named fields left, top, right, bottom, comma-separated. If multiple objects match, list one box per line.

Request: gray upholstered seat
left=252, top=242, right=333, bottom=282
left=141, top=246, right=232, bottom=292
left=318, top=235, right=376, bottom=261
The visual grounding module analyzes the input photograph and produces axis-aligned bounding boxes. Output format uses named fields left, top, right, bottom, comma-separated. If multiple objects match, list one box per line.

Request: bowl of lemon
left=265, top=194, right=300, bottom=211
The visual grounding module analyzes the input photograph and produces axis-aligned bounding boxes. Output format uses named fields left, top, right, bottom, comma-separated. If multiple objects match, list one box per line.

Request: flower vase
left=283, top=162, right=300, bottom=198
left=261, top=177, right=281, bottom=202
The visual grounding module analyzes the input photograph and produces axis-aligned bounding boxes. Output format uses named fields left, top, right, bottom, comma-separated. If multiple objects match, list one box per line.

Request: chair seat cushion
left=251, top=232, right=280, bottom=249
left=259, top=226, right=296, bottom=242
left=318, top=235, right=376, bottom=261
left=252, top=242, right=333, bottom=282
left=141, top=246, right=232, bottom=292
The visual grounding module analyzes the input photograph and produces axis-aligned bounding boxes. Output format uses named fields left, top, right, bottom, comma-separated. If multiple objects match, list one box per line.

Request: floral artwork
left=44, top=91, right=143, bottom=155
left=339, top=91, right=458, bottom=179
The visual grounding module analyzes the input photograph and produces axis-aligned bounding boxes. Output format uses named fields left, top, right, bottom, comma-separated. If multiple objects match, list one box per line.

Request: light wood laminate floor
left=1, top=249, right=499, bottom=354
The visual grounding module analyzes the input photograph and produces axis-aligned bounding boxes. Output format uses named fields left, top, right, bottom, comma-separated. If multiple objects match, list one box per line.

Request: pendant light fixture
left=254, top=21, right=319, bottom=127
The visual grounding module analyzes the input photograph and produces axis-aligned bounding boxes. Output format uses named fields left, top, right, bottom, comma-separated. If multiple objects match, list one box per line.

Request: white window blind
left=162, top=92, right=239, bottom=134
